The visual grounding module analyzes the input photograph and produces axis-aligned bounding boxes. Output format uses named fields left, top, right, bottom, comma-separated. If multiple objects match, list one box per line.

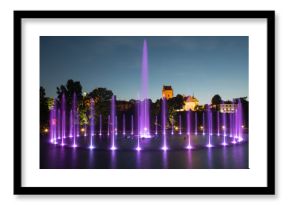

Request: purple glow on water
left=99, top=114, right=102, bottom=136
left=89, top=98, right=95, bottom=149
left=162, top=98, right=168, bottom=150
left=110, top=96, right=117, bottom=150
left=179, top=114, right=182, bottom=135
left=138, top=40, right=151, bottom=138
left=122, top=114, right=125, bottom=135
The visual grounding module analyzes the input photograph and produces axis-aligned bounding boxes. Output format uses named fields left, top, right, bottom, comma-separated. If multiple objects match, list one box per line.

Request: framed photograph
left=14, top=11, right=275, bottom=195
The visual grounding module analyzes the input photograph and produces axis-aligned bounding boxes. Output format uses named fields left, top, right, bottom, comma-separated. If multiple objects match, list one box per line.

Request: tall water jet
left=161, top=97, right=168, bottom=150
left=107, top=115, right=110, bottom=136
left=155, top=115, right=158, bottom=135
left=221, top=110, right=228, bottom=146
left=69, top=109, right=73, bottom=138
left=186, top=110, right=193, bottom=149
left=236, top=99, right=244, bottom=142
left=206, top=107, right=213, bottom=147
left=136, top=101, right=141, bottom=151
left=57, top=108, right=61, bottom=139
left=194, top=112, right=198, bottom=135
left=61, top=93, right=66, bottom=145
left=49, top=103, right=56, bottom=143
left=89, top=98, right=95, bottom=149
left=122, top=114, right=126, bottom=136
left=179, top=114, right=182, bottom=135
left=131, top=115, right=134, bottom=135
left=110, top=96, right=117, bottom=150
left=72, top=92, right=77, bottom=147
left=115, top=115, right=118, bottom=135
left=171, top=119, right=174, bottom=135
left=76, top=112, right=80, bottom=137
left=139, top=39, right=150, bottom=138
left=84, top=123, right=87, bottom=137
left=202, top=112, right=205, bottom=135
left=217, top=111, right=220, bottom=136
left=99, top=114, right=102, bottom=136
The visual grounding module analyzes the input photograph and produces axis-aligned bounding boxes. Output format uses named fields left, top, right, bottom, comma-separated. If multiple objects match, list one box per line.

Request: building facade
left=162, top=85, right=173, bottom=100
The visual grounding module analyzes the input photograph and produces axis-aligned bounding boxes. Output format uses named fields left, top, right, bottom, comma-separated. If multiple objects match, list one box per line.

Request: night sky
left=40, top=36, right=248, bottom=104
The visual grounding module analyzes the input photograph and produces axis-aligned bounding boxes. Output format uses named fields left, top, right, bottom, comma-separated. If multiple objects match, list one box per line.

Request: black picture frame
left=14, top=10, right=275, bottom=195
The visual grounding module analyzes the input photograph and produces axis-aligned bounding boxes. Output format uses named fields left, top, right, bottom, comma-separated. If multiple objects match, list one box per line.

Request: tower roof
left=162, top=85, right=172, bottom=90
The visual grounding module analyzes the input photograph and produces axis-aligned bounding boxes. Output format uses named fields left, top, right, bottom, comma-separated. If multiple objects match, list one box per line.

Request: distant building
left=183, top=96, right=199, bottom=111
left=219, top=103, right=237, bottom=113
left=162, top=85, right=173, bottom=100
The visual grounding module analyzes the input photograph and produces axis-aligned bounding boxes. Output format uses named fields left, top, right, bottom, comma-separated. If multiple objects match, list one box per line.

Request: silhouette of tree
left=211, top=94, right=222, bottom=105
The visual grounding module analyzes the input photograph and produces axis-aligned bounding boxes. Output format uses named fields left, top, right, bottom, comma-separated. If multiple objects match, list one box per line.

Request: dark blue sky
left=40, top=36, right=248, bottom=104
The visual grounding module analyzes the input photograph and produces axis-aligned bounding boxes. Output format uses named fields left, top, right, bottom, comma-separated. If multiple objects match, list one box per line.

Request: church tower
left=162, top=85, right=173, bottom=100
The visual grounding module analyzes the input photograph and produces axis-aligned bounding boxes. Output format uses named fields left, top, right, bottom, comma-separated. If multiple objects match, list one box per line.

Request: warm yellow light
left=81, top=128, right=85, bottom=132
left=200, top=126, right=203, bottom=130
left=174, top=127, right=179, bottom=131
left=44, top=128, right=48, bottom=133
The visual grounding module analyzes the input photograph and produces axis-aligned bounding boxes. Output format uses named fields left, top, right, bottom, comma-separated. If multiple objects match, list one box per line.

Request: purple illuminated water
left=179, top=114, right=182, bottom=135
left=122, top=114, right=125, bottom=135
left=72, top=93, right=77, bottom=147
left=202, top=112, right=205, bottom=135
left=131, top=115, right=134, bottom=135
left=61, top=93, right=66, bottom=145
left=162, top=97, right=168, bottom=150
left=107, top=115, right=110, bottom=136
left=194, top=112, right=198, bottom=135
left=217, top=111, right=220, bottom=136
left=139, top=40, right=150, bottom=138
left=110, top=96, right=117, bottom=150
left=99, top=114, right=102, bottom=136
left=155, top=115, right=158, bottom=135
left=186, top=110, right=193, bottom=149
left=207, top=107, right=213, bottom=147
left=89, top=98, right=95, bottom=149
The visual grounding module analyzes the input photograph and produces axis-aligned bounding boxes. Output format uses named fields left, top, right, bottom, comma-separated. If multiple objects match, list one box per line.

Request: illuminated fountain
left=194, top=112, right=198, bottom=135
left=186, top=110, right=193, bottom=149
left=206, top=106, right=213, bottom=147
left=179, top=114, right=182, bottom=135
left=61, top=93, right=66, bottom=145
left=99, top=114, right=102, bottom=136
left=138, top=40, right=151, bottom=138
left=122, top=114, right=126, bottom=136
left=161, top=97, right=168, bottom=151
left=89, top=98, right=95, bottom=149
left=46, top=39, right=248, bottom=153
left=110, top=95, right=117, bottom=150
